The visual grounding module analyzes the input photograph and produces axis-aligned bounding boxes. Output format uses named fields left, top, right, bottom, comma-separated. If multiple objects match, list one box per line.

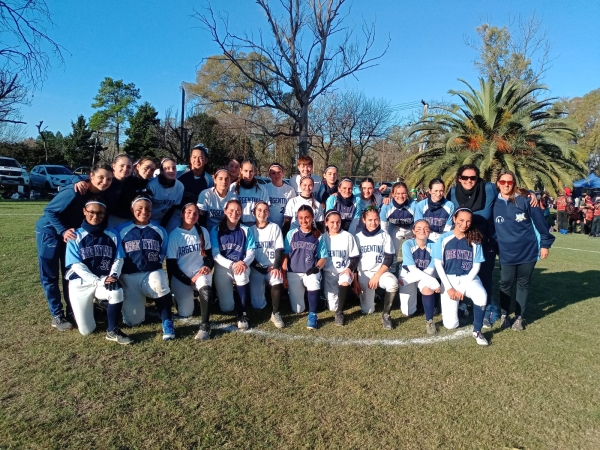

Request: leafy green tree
left=555, top=89, right=600, bottom=174
left=401, top=78, right=587, bottom=195
left=64, top=115, right=95, bottom=168
left=124, top=102, right=161, bottom=159
left=90, top=77, right=140, bottom=152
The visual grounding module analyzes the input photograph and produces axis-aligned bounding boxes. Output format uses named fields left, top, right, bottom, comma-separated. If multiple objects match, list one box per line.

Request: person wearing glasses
left=64, top=198, right=132, bottom=344
left=36, top=163, right=114, bottom=332
left=353, top=205, right=399, bottom=330
left=493, top=170, right=554, bottom=331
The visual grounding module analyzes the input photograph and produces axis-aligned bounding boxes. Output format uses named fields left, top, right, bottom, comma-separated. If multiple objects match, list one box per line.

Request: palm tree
left=399, top=78, right=587, bottom=195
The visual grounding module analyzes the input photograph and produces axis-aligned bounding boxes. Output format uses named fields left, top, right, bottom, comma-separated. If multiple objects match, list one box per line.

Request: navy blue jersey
left=284, top=228, right=328, bottom=273
left=118, top=222, right=169, bottom=274
left=112, top=176, right=150, bottom=219
left=325, top=195, right=360, bottom=231
left=414, top=198, right=454, bottom=234
left=380, top=199, right=416, bottom=230
left=433, top=231, right=484, bottom=276
left=493, top=194, right=555, bottom=265
left=65, top=228, right=125, bottom=280
left=401, top=238, right=435, bottom=272
left=178, top=170, right=214, bottom=206
left=210, top=223, right=256, bottom=267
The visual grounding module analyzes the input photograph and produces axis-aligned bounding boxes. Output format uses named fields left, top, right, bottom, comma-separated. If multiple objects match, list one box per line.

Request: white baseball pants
left=440, top=275, right=487, bottom=329
left=398, top=268, right=440, bottom=317
left=357, top=270, right=398, bottom=314
left=170, top=274, right=212, bottom=318
left=287, top=272, right=321, bottom=313
left=322, top=269, right=353, bottom=311
left=121, top=270, right=170, bottom=326
left=249, top=268, right=283, bottom=310
left=213, top=264, right=251, bottom=312
left=68, top=277, right=124, bottom=336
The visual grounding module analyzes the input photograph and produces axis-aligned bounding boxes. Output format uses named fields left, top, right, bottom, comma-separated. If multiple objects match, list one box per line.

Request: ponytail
left=235, top=159, right=258, bottom=194
left=361, top=177, right=377, bottom=205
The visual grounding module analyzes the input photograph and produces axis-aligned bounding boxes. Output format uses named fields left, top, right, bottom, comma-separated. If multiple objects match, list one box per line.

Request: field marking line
left=0, top=214, right=42, bottom=216
left=553, top=246, right=600, bottom=254
left=171, top=316, right=472, bottom=346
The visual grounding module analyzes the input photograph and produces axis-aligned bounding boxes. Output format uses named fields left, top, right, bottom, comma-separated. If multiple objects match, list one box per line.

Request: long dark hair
left=360, top=177, right=377, bottom=205
left=428, top=177, right=445, bottom=190
left=299, top=176, right=317, bottom=210
left=391, top=181, right=408, bottom=199
left=218, top=199, right=243, bottom=232
left=181, top=203, right=207, bottom=257
left=452, top=208, right=482, bottom=246
left=297, top=204, right=320, bottom=239
left=235, top=159, right=259, bottom=194
left=496, top=169, right=517, bottom=204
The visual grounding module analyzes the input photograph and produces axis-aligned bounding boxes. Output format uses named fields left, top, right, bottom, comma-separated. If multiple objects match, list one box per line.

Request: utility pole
left=36, top=121, right=48, bottom=163
left=180, top=87, right=185, bottom=162
left=418, top=100, right=429, bottom=153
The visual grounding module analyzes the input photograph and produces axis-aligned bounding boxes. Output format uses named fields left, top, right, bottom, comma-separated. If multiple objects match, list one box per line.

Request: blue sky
left=20, top=0, right=600, bottom=138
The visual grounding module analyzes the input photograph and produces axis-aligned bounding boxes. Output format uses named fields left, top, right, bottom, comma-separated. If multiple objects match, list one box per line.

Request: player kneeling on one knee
left=323, top=210, right=360, bottom=326
left=210, top=199, right=256, bottom=330
left=353, top=206, right=398, bottom=330
left=250, top=201, right=286, bottom=328
left=433, top=208, right=489, bottom=346
left=398, top=220, right=441, bottom=335
left=119, top=196, right=176, bottom=341
left=65, top=198, right=133, bottom=345
left=283, top=205, right=328, bottom=330
left=166, top=203, right=214, bottom=340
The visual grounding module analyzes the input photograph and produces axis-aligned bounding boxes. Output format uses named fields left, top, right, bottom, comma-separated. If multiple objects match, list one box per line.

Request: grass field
left=1, top=200, right=599, bottom=449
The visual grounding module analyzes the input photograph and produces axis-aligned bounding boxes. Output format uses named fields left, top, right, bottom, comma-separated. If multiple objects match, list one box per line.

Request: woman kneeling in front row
left=433, top=208, right=488, bottom=346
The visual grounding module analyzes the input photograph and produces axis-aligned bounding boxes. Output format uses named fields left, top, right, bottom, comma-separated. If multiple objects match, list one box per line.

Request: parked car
left=376, top=181, right=396, bottom=197
left=256, top=176, right=271, bottom=185
left=70, top=166, right=90, bottom=183
left=0, top=156, right=29, bottom=189
left=30, top=165, right=74, bottom=191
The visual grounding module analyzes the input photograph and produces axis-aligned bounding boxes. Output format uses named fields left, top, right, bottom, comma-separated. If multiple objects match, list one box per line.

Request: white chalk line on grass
left=553, top=246, right=600, bottom=254
left=171, top=315, right=473, bottom=346
left=0, top=214, right=41, bottom=215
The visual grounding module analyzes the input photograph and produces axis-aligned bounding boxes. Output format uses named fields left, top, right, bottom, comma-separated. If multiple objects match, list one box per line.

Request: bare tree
left=196, top=0, right=388, bottom=157
left=309, top=92, right=343, bottom=170
left=0, top=1, right=65, bottom=125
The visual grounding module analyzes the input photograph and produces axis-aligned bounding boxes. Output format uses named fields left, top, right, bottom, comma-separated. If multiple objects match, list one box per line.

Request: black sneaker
left=511, top=316, right=525, bottom=331
left=334, top=311, right=345, bottom=326
left=195, top=322, right=211, bottom=340
left=51, top=314, right=73, bottom=331
left=500, top=315, right=513, bottom=329
left=237, top=314, right=249, bottom=330
left=382, top=313, right=393, bottom=330
left=106, top=328, right=134, bottom=345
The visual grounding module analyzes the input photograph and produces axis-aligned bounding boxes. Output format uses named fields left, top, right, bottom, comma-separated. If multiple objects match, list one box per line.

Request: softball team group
left=35, top=146, right=555, bottom=347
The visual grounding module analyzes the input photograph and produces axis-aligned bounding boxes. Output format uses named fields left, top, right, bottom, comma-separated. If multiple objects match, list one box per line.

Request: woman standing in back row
left=493, top=170, right=554, bottom=331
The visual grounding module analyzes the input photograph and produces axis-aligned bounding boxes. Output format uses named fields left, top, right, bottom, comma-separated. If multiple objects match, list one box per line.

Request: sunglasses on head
left=498, top=180, right=514, bottom=186
left=459, top=175, right=478, bottom=181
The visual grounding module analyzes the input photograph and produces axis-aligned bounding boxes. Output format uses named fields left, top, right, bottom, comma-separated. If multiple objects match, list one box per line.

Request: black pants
left=499, top=261, right=536, bottom=317
left=479, top=241, right=497, bottom=300
left=591, top=216, right=600, bottom=236
left=557, top=211, right=568, bottom=232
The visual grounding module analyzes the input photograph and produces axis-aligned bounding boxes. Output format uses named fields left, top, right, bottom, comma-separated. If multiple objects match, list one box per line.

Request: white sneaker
left=270, top=312, right=285, bottom=329
left=473, top=331, right=489, bottom=346
left=237, top=314, right=249, bottom=330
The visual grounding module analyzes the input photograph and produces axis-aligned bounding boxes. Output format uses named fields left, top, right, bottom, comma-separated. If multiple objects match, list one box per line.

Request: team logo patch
left=515, top=213, right=526, bottom=222
left=495, top=216, right=505, bottom=224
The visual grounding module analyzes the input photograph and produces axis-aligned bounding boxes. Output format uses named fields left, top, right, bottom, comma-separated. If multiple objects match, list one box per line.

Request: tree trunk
left=298, top=105, right=309, bottom=157
left=115, top=121, right=120, bottom=152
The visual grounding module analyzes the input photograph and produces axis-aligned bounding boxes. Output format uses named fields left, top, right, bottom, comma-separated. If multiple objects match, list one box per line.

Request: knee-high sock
left=155, top=294, right=173, bottom=321
left=473, top=304, right=485, bottom=333
left=336, top=285, right=350, bottom=313
left=107, top=302, right=123, bottom=332
left=307, top=290, right=319, bottom=313
left=235, top=284, right=250, bottom=315
left=422, top=293, right=435, bottom=321
left=383, top=291, right=395, bottom=315
left=198, top=286, right=211, bottom=324
left=271, top=284, right=282, bottom=314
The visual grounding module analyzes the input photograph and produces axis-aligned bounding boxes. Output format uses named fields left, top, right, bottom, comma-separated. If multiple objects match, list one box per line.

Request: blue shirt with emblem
left=65, top=227, right=125, bottom=280
left=380, top=199, right=416, bottom=230
left=414, top=198, right=454, bottom=234
left=118, top=222, right=169, bottom=274
left=401, top=238, right=435, bottom=272
left=433, top=231, right=485, bottom=276
left=284, top=228, right=328, bottom=273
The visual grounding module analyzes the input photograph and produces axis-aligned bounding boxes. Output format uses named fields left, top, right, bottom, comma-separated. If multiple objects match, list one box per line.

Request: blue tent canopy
left=574, top=173, right=600, bottom=189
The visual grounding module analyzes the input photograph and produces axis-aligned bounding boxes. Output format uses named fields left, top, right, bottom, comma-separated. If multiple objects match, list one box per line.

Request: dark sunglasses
left=459, top=176, right=478, bottom=181
left=498, top=180, right=514, bottom=186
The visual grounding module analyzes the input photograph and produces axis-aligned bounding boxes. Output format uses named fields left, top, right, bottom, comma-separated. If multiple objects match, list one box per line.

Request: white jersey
left=228, top=182, right=270, bottom=225
left=197, top=187, right=233, bottom=232
left=250, top=222, right=284, bottom=268
left=290, top=174, right=323, bottom=199
left=323, top=230, right=360, bottom=272
left=167, top=226, right=212, bottom=278
left=265, top=182, right=296, bottom=227
left=147, top=177, right=185, bottom=223
left=284, top=195, right=324, bottom=229
left=355, top=228, right=395, bottom=273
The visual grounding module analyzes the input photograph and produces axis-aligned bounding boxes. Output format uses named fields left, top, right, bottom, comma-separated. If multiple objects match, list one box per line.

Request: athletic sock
left=383, top=290, right=395, bottom=315
left=422, top=293, right=435, bottom=321
left=271, top=284, right=282, bottom=314
left=107, top=302, right=123, bottom=332
left=336, top=285, right=350, bottom=313
left=198, top=286, right=211, bottom=324
left=235, top=284, right=250, bottom=315
left=155, top=294, right=173, bottom=321
left=307, top=290, right=319, bottom=313
left=473, top=304, right=485, bottom=333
